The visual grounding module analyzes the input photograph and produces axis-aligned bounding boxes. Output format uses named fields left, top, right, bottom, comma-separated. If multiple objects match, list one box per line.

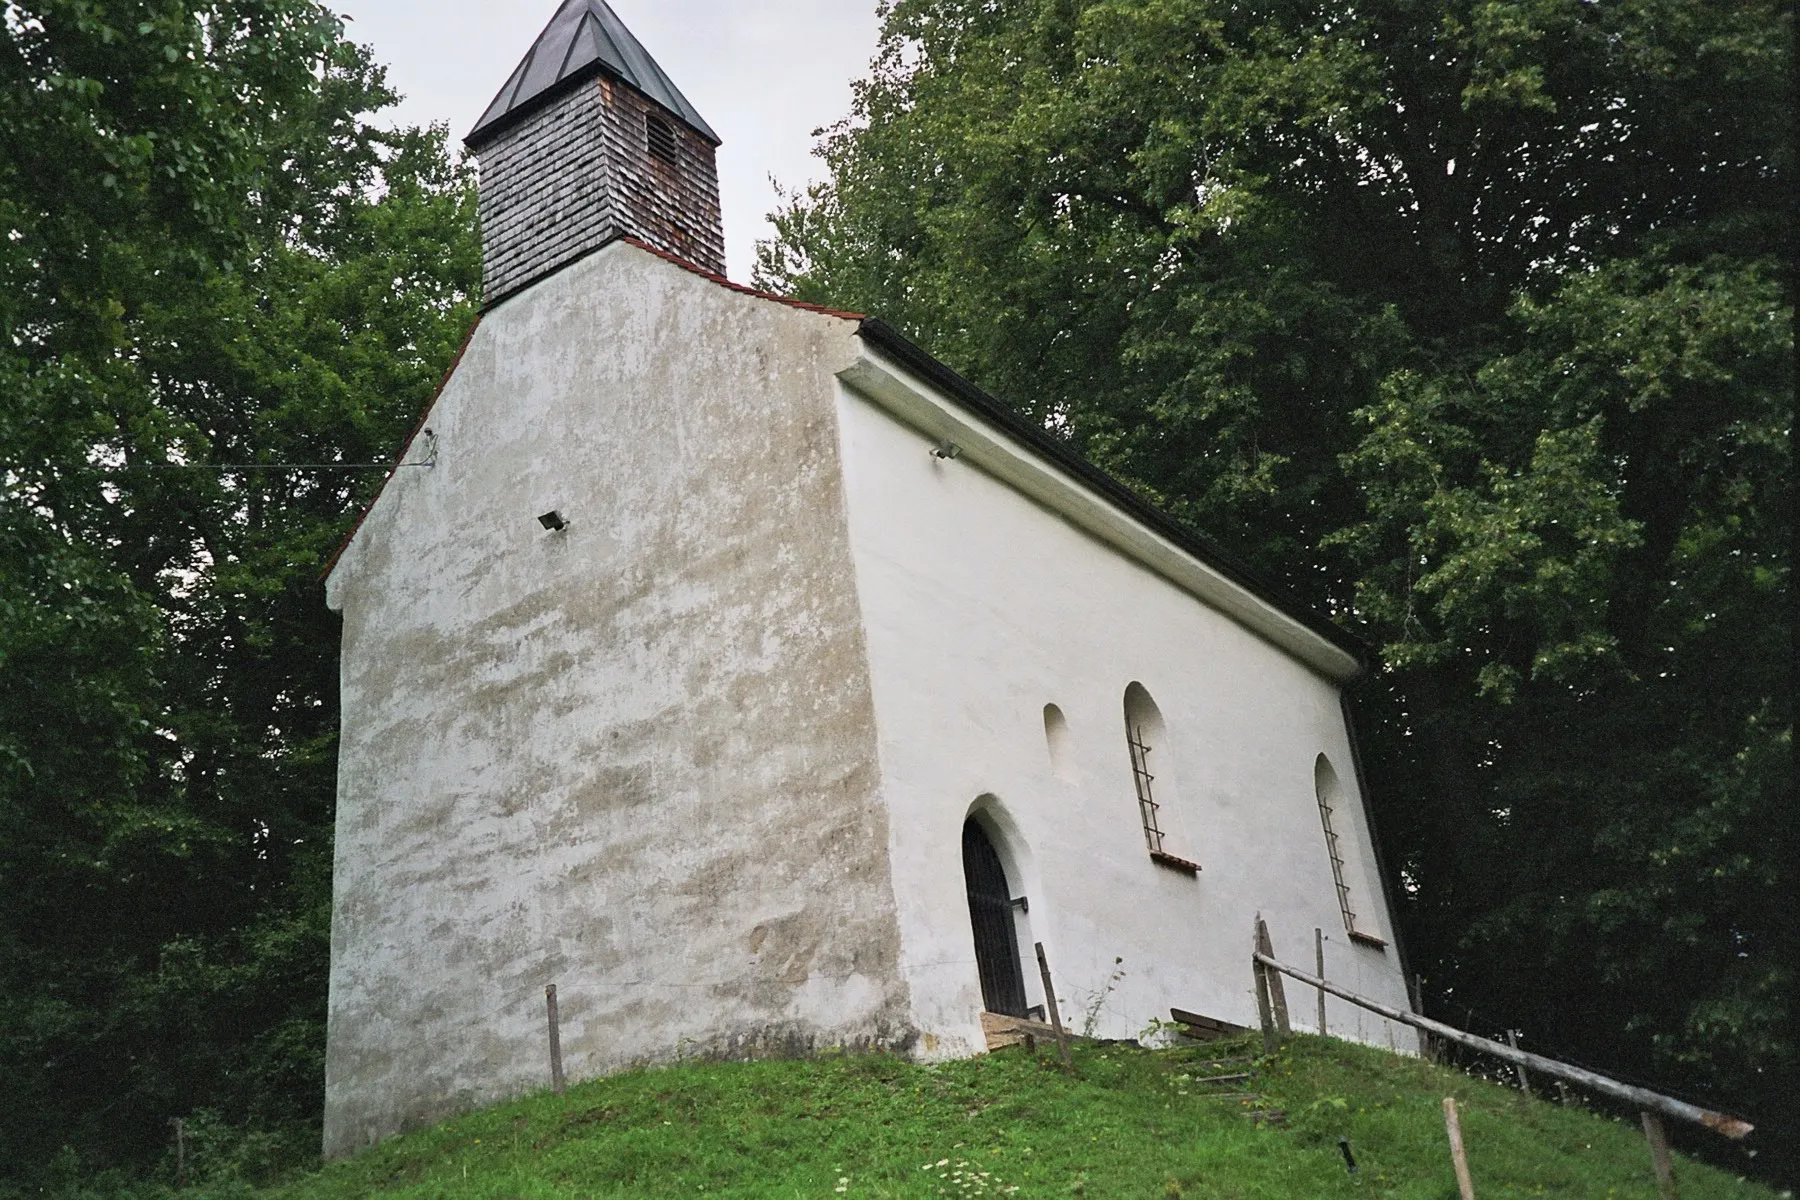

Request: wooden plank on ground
left=1170, top=1008, right=1249, bottom=1041
left=980, top=1011, right=1062, bottom=1051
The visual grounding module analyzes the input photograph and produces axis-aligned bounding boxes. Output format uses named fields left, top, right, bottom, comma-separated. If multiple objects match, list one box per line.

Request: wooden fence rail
left=1251, top=949, right=1753, bottom=1142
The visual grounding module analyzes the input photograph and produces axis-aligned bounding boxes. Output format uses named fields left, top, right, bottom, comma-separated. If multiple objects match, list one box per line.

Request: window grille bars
left=1318, top=789, right=1358, bottom=934
left=1126, top=722, right=1165, bottom=854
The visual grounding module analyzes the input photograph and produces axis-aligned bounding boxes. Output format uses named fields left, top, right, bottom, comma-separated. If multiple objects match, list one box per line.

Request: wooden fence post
left=1314, top=928, right=1327, bottom=1036
left=546, top=983, right=566, bottom=1096
left=1505, top=1031, right=1531, bottom=1092
left=1033, top=942, right=1074, bottom=1074
left=171, top=1117, right=187, bottom=1188
left=1443, top=1098, right=1477, bottom=1200
left=1254, top=916, right=1291, bottom=1034
left=1251, top=916, right=1277, bottom=1055
left=1642, top=1111, right=1678, bottom=1200
left=1253, top=947, right=1754, bottom=1141
left=1408, top=973, right=1432, bottom=1060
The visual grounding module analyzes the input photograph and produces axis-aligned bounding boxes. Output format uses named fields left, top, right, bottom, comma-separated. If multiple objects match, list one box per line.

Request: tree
left=0, top=1, right=479, bottom=1179
left=760, top=0, right=1793, bottom=1172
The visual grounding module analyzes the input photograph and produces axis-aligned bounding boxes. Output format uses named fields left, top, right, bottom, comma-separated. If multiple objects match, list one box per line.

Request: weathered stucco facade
left=322, top=0, right=1412, bottom=1159
left=324, top=241, right=1412, bottom=1155
left=323, top=245, right=909, bottom=1157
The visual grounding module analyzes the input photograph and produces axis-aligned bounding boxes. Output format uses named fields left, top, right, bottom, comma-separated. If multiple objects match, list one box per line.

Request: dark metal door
left=962, top=818, right=1028, bottom=1017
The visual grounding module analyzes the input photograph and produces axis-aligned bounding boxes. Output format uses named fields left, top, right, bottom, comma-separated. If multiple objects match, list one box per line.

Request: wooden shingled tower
left=465, top=0, right=725, bottom=301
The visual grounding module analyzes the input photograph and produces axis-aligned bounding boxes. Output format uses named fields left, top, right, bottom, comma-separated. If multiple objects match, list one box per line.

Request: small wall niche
left=1043, top=704, right=1077, bottom=783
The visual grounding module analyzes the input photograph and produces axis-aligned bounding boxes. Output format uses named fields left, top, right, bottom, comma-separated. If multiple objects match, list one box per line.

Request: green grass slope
left=258, top=1034, right=1772, bottom=1199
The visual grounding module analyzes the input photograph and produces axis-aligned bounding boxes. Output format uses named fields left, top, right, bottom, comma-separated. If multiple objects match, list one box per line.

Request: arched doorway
left=962, top=817, right=1028, bottom=1016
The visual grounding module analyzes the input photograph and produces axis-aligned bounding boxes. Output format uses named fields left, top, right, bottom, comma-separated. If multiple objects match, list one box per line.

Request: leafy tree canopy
left=0, top=0, right=478, bottom=1179
left=760, top=0, right=1793, bottom=1172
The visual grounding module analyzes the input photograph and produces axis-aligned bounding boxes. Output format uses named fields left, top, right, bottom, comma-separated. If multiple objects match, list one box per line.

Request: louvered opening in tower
left=646, top=113, right=680, bottom=166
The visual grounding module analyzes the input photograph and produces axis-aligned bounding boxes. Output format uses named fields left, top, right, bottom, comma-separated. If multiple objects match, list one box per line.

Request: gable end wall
left=323, top=244, right=907, bottom=1158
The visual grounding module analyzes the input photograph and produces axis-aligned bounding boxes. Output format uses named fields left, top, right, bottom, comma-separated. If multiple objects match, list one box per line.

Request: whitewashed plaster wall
left=830, top=357, right=1413, bottom=1057
left=323, top=237, right=1414, bottom=1161
left=322, top=242, right=908, bottom=1158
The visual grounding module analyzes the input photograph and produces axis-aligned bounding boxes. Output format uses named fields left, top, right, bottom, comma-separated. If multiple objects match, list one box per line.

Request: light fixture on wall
left=537, top=510, right=568, bottom=532
left=932, top=439, right=963, bottom=460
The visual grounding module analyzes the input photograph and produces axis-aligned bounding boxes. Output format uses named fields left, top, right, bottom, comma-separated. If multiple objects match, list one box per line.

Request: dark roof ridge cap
left=464, top=58, right=721, bottom=151
left=466, top=0, right=719, bottom=149
left=851, top=317, right=1371, bottom=673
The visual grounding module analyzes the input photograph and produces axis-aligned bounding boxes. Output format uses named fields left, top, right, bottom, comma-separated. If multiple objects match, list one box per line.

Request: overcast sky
left=329, top=0, right=883, bottom=282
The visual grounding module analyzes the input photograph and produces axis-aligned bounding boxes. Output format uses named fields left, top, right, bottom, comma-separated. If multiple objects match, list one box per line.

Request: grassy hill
left=122, top=1034, right=1792, bottom=1198
left=271, top=1032, right=1772, bottom=1199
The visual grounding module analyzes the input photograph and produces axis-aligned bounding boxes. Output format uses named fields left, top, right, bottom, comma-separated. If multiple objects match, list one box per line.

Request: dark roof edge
left=464, top=58, right=721, bottom=152
left=853, top=317, right=1372, bottom=673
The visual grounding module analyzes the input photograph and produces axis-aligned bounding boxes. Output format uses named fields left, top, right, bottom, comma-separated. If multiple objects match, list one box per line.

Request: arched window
left=1315, top=754, right=1386, bottom=947
left=1124, top=684, right=1198, bottom=873
left=1315, top=755, right=1357, bottom=935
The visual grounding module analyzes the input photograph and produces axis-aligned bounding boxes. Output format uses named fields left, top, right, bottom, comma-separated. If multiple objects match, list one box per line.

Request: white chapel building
left=322, top=0, right=1414, bottom=1158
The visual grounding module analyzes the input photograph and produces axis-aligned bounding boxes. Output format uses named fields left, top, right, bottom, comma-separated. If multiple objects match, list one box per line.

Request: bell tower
left=465, top=0, right=726, bottom=303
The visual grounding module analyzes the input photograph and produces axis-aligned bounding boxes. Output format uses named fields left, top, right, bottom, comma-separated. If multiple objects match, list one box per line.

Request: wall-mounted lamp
left=932, top=439, right=963, bottom=460
left=537, top=510, right=568, bottom=532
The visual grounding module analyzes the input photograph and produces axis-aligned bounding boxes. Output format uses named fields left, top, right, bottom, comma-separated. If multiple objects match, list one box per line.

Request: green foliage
left=0, top=0, right=480, bottom=1181
left=66, top=1037, right=1774, bottom=1198
left=760, top=0, right=1793, bottom=1175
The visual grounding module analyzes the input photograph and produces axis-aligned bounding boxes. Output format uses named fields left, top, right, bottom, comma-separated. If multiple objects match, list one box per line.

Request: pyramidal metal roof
left=466, top=0, right=719, bottom=148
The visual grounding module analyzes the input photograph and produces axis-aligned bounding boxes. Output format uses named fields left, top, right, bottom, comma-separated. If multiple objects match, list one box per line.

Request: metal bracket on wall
left=409, top=428, right=439, bottom=469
